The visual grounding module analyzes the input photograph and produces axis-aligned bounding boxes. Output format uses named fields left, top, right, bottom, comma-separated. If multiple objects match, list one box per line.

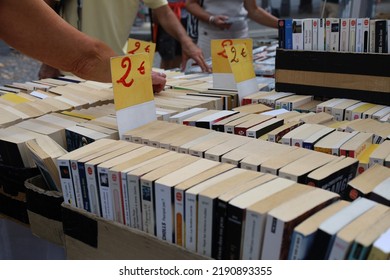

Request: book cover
left=328, top=203, right=389, bottom=259
left=288, top=200, right=350, bottom=260
left=307, top=197, right=377, bottom=259
left=261, top=188, right=339, bottom=260
left=174, top=163, right=235, bottom=247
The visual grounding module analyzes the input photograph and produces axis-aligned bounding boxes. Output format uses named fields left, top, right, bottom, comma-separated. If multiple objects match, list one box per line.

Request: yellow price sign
left=211, top=38, right=253, bottom=73
left=110, top=53, right=153, bottom=111
left=224, top=43, right=256, bottom=83
left=127, top=38, right=156, bottom=67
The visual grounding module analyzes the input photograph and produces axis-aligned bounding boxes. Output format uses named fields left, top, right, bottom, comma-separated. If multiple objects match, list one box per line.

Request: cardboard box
left=275, top=49, right=390, bottom=105
left=61, top=203, right=209, bottom=259
left=25, top=175, right=64, bottom=246
left=0, top=163, right=39, bottom=224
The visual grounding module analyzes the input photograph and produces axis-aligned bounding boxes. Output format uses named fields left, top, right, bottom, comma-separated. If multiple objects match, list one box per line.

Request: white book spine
left=349, top=19, right=357, bottom=52
left=242, top=210, right=267, bottom=260
left=303, top=19, right=313, bottom=50
left=70, top=159, right=83, bottom=208
left=120, top=171, right=131, bottom=227
left=97, top=167, right=114, bottom=220
left=292, top=19, right=304, bottom=50
left=318, top=18, right=325, bottom=51
left=356, top=18, right=364, bottom=52
left=85, top=163, right=101, bottom=216
left=197, top=196, right=213, bottom=257
left=126, top=174, right=142, bottom=230
left=312, top=19, right=318, bottom=50
left=155, top=183, right=173, bottom=242
left=185, top=192, right=198, bottom=252
left=340, top=18, right=350, bottom=52
left=57, top=159, right=77, bottom=207
left=140, top=179, right=155, bottom=235
left=328, top=236, right=350, bottom=260
left=174, top=189, right=186, bottom=246
left=330, top=19, right=340, bottom=52
left=261, top=216, right=284, bottom=260
left=108, top=170, right=124, bottom=224
left=369, top=19, right=377, bottom=53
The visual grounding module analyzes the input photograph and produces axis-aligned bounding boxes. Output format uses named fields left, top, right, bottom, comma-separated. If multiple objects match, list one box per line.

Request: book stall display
left=0, top=16, right=390, bottom=261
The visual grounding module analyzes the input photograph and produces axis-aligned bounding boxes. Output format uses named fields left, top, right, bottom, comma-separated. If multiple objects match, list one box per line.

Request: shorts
left=156, top=18, right=187, bottom=60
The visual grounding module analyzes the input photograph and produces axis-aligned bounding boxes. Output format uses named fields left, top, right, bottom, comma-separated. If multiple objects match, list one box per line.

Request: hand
left=181, top=38, right=211, bottom=72
left=151, top=71, right=167, bottom=93
left=212, top=15, right=232, bottom=30
left=38, top=63, right=62, bottom=79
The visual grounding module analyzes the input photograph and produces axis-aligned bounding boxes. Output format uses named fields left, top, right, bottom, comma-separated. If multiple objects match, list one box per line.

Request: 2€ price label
left=127, top=38, right=156, bottom=66
left=211, top=38, right=253, bottom=74
left=110, top=53, right=153, bottom=111
left=224, top=43, right=256, bottom=83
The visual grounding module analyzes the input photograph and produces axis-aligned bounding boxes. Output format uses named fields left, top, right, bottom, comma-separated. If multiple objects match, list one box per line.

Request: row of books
left=53, top=138, right=390, bottom=259
left=278, top=18, right=390, bottom=53
left=243, top=93, right=390, bottom=122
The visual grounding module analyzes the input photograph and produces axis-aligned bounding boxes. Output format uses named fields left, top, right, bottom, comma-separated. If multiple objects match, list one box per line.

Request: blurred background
left=1, top=0, right=389, bottom=86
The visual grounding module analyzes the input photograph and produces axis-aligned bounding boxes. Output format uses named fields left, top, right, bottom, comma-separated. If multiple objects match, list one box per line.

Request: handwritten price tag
left=224, top=43, right=256, bottom=83
left=110, top=53, right=153, bottom=111
left=127, top=38, right=156, bottom=67
left=211, top=38, right=253, bottom=73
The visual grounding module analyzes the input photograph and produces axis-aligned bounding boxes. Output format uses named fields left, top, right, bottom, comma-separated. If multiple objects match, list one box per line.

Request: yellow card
left=126, top=38, right=156, bottom=66
left=211, top=38, right=253, bottom=73
left=110, top=53, right=153, bottom=111
left=224, top=43, right=256, bottom=83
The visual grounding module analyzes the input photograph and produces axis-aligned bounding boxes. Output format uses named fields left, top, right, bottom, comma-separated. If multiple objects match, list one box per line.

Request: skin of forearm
left=0, top=0, right=116, bottom=82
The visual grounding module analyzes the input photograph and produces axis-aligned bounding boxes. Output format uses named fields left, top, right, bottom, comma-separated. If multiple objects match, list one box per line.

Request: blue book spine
left=285, top=19, right=293, bottom=49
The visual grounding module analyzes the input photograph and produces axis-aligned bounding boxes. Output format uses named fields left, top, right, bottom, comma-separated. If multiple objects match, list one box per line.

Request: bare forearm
left=0, top=0, right=117, bottom=82
left=186, top=0, right=212, bottom=23
left=245, top=0, right=278, bottom=29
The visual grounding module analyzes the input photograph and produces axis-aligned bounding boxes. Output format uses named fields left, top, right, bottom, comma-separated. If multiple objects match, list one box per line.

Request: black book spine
left=375, top=20, right=387, bottom=53
left=224, top=204, right=244, bottom=260
left=307, top=229, right=332, bottom=259
left=212, top=199, right=228, bottom=259
left=78, top=162, right=91, bottom=212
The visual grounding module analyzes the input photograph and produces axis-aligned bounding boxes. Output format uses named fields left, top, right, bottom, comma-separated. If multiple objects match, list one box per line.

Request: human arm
left=186, top=0, right=232, bottom=30
left=152, top=4, right=210, bottom=72
left=0, top=0, right=116, bottom=82
left=244, top=0, right=278, bottom=29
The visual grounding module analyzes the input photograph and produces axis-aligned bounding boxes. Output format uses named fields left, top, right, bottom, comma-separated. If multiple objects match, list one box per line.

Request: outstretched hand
left=151, top=71, right=167, bottom=93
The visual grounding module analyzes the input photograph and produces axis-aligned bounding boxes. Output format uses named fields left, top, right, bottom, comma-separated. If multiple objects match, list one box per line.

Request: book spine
left=97, top=167, right=114, bottom=220
left=225, top=205, right=245, bottom=260
left=197, top=196, right=214, bottom=257
left=242, top=210, right=266, bottom=260
left=185, top=192, right=198, bottom=252
left=278, top=19, right=286, bottom=49
left=108, top=170, right=124, bottom=224
left=127, top=174, right=142, bottom=230
left=140, top=179, right=155, bottom=235
left=57, top=159, right=77, bottom=207
left=340, top=18, right=350, bottom=52
left=327, top=236, right=350, bottom=260
left=85, top=163, right=102, bottom=217
left=285, top=19, right=293, bottom=49
left=214, top=200, right=228, bottom=260
left=349, top=18, right=357, bottom=52
left=318, top=18, right=325, bottom=51
left=356, top=18, right=363, bottom=52
left=307, top=229, right=334, bottom=260
left=174, top=189, right=185, bottom=246
left=78, top=162, right=91, bottom=212
left=363, top=18, right=370, bottom=53
left=155, top=183, right=174, bottom=242
left=120, top=171, right=131, bottom=227
left=303, top=19, right=313, bottom=50
left=370, top=19, right=377, bottom=53
left=375, top=20, right=388, bottom=53
left=288, top=231, right=305, bottom=260
left=261, top=216, right=284, bottom=260
left=312, top=19, right=318, bottom=50
left=70, top=160, right=83, bottom=208
left=292, top=19, right=303, bottom=50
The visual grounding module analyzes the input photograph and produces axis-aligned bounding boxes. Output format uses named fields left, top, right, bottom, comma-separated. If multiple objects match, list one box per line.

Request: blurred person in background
left=153, top=0, right=188, bottom=70
left=185, top=0, right=279, bottom=59
left=39, top=0, right=210, bottom=80
left=320, top=0, right=340, bottom=18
